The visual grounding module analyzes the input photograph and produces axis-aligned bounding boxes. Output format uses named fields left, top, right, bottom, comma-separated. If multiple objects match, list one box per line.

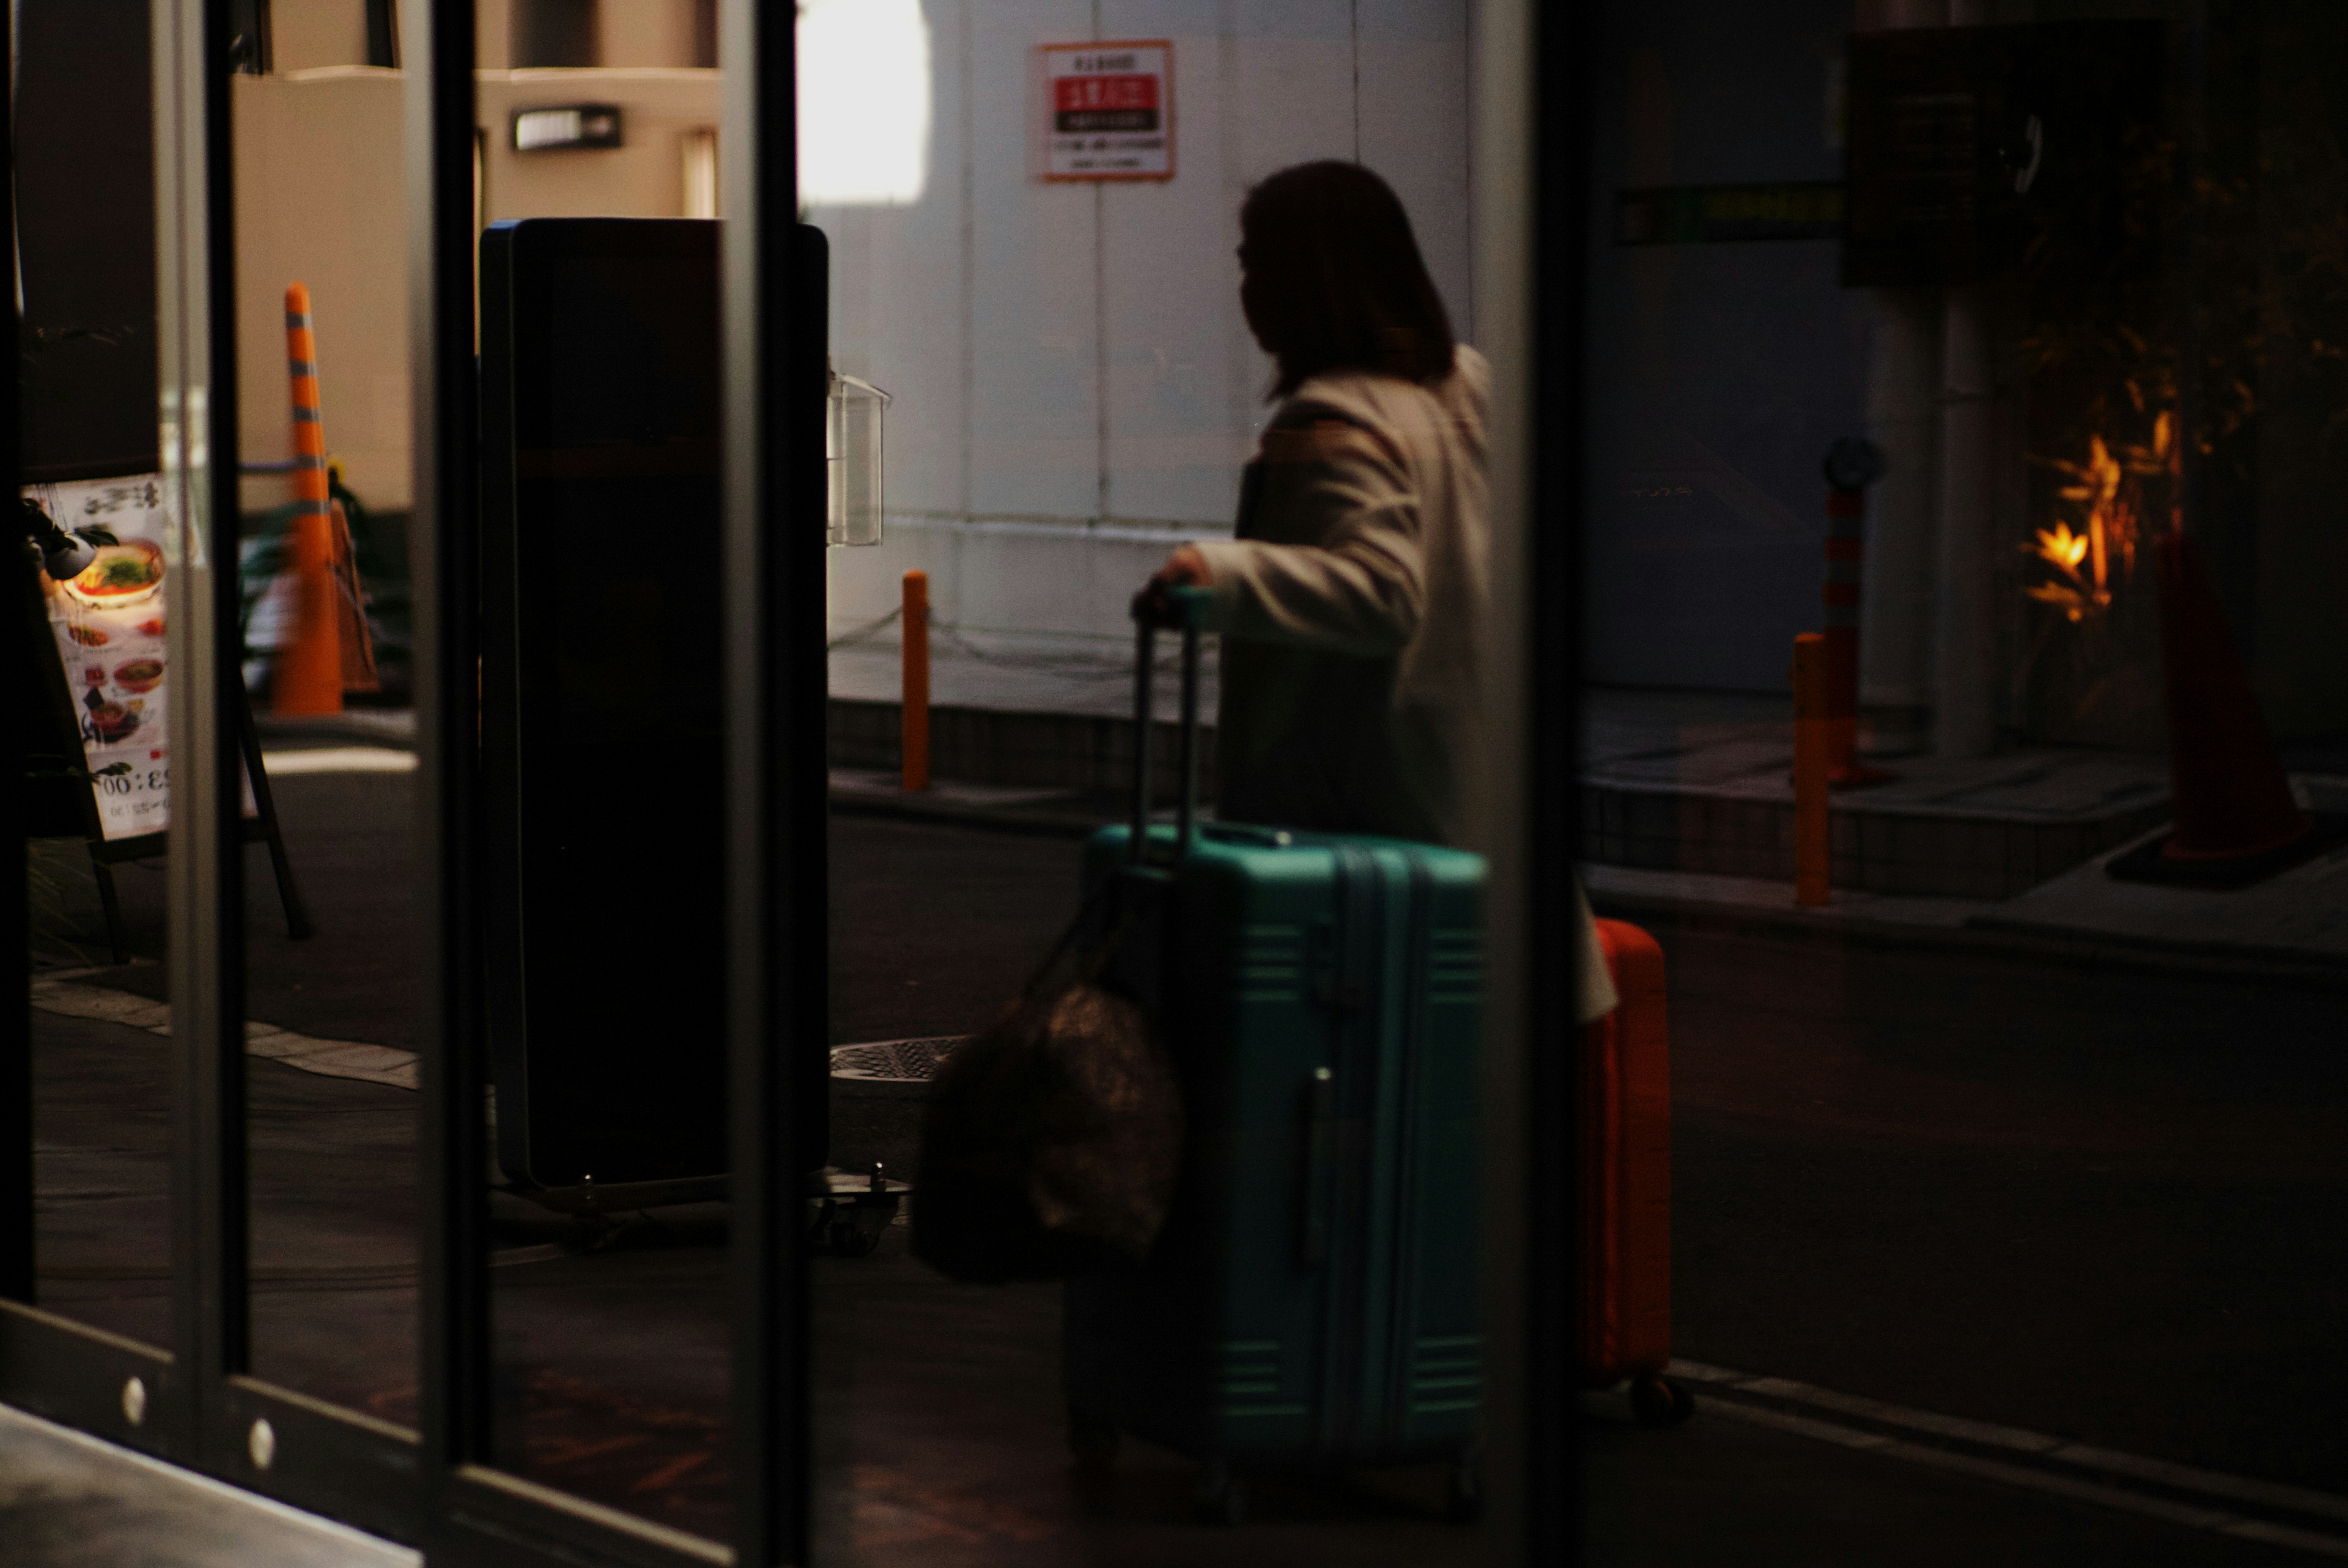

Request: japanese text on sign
left=1040, top=41, right=1173, bottom=182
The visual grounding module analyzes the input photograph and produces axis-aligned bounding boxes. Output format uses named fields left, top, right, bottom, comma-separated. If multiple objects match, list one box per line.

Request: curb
left=830, top=784, right=2348, bottom=993
left=829, top=786, right=1120, bottom=841
left=1587, top=883, right=2348, bottom=993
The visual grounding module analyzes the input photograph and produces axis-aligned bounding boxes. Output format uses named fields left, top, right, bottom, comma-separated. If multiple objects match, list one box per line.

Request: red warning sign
left=1040, top=41, right=1173, bottom=182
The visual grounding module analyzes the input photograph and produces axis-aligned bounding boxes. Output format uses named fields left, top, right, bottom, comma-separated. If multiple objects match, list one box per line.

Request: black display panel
left=480, top=219, right=731, bottom=1188
left=1842, top=21, right=2161, bottom=288
left=17, top=0, right=160, bottom=476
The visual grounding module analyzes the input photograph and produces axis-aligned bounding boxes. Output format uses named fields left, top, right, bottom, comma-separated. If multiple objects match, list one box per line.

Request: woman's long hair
left=1240, top=161, right=1456, bottom=398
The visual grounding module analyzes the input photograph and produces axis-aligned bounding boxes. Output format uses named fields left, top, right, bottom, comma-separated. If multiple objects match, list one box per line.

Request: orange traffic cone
left=2154, top=533, right=2303, bottom=861
left=272, top=283, right=342, bottom=717
left=2108, top=533, right=2343, bottom=886
left=273, top=509, right=343, bottom=716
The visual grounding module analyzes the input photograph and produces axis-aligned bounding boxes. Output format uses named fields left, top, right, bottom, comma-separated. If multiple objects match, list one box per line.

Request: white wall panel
left=232, top=73, right=410, bottom=508
left=817, top=0, right=1479, bottom=705
left=806, top=0, right=969, bottom=526
left=1199, top=0, right=1352, bottom=529
left=966, top=0, right=1103, bottom=522
left=476, top=70, right=722, bottom=221
left=1097, top=2, right=1246, bottom=526
left=271, top=0, right=371, bottom=71
left=1356, top=0, right=1474, bottom=339
left=1227, top=0, right=1356, bottom=179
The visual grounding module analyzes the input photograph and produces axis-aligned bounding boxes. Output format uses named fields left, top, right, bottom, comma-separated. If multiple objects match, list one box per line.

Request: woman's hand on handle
left=1132, top=543, right=1212, bottom=628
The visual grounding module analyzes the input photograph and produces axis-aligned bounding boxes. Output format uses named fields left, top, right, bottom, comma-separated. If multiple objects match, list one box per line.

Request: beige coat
left=1195, top=348, right=1490, bottom=845
left=1194, top=345, right=1619, bottom=1021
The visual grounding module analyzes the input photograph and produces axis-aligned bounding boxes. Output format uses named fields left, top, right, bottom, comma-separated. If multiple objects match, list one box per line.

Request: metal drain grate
left=829, top=1036, right=965, bottom=1083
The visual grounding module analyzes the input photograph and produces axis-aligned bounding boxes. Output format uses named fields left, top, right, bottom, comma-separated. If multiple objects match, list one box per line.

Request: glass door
left=4, top=4, right=1566, bottom=1565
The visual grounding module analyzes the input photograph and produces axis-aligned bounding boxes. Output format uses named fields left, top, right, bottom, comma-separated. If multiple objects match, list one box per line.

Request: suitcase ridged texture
left=1064, top=823, right=1485, bottom=1473
left=1580, top=918, right=1672, bottom=1383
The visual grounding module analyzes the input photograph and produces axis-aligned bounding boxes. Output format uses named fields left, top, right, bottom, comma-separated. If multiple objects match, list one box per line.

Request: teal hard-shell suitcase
left=1062, top=592, right=1484, bottom=1524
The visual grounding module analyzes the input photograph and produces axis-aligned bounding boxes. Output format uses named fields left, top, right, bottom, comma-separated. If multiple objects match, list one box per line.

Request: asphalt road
left=24, top=763, right=2348, bottom=1562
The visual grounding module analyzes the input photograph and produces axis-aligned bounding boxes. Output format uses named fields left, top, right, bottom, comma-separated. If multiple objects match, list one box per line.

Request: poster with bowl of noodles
left=31, top=474, right=176, bottom=841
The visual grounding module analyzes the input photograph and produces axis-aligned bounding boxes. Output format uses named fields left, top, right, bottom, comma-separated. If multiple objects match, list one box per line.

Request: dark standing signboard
left=16, top=0, right=161, bottom=477
left=480, top=218, right=832, bottom=1195
left=1843, top=22, right=2162, bottom=289
left=16, top=474, right=311, bottom=961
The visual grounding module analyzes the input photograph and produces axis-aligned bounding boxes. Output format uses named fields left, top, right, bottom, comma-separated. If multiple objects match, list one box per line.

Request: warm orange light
left=2033, top=523, right=2091, bottom=574
left=2028, top=416, right=2170, bottom=625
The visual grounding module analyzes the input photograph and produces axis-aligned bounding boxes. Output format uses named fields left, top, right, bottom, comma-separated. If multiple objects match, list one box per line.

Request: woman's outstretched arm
left=1145, top=419, right=1425, bottom=655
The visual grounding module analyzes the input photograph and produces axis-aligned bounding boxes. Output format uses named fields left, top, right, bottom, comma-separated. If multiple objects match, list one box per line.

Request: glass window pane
left=1579, top=2, right=2348, bottom=1558
left=17, top=0, right=177, bottom=1357
left=229, top=0, right=422, bottom=1431
left=815, top=1, right=1490, bottom=1557
left=473, top=0, right=734, bottom=1540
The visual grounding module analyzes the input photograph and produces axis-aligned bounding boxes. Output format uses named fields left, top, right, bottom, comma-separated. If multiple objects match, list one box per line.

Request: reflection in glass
left=16, top=0, right=175, bottom=1352
left=1575, top=3, right=2348, bottom=1558
left=228, top=10, right=421, bottom=1426
left=813, top=2, right=1487, bottom=1559
left=474, top=1, right=734, bottom=1540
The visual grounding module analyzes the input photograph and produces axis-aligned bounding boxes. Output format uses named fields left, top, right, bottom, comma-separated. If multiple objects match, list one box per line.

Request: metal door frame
left=0, top=0, right=1579, bottom=1562
left=0, top=3, right=797, bottom=1559
left=0, top=0, right=426, bottom=1544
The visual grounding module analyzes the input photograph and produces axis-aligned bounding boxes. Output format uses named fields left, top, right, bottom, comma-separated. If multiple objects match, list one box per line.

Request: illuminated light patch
left=799, top=0, right=932, bottom=207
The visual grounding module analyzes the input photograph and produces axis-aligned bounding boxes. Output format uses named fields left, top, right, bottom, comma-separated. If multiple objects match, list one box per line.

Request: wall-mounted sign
left=1039, top=40, right=1173, bottom=182
left=513, top=104, right=624, bottom=152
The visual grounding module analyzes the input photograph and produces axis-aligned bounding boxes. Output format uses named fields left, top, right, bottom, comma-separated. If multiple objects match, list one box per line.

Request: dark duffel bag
left=911, top=924, right=1184, bottom=1284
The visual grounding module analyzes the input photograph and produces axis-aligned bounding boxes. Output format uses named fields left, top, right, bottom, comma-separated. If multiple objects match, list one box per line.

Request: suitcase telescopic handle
left=1130, top=586, right=1211, bottom=864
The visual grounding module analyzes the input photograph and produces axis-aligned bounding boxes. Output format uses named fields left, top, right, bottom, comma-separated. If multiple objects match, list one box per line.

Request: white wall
left=233, top=70, right=412, bottom=510
left=232, top=4, right=712, bottom=513
left=598, top=0, right=706, bottom=68
left=476, top=68, right=720, bottom=221
left=229, top=2, right=1479, bottom=715
left=270, top=0, right=372, bottom=72
left=232, top=65, right=721, bottom=513
left=814, top=0, right=1475, bottom=660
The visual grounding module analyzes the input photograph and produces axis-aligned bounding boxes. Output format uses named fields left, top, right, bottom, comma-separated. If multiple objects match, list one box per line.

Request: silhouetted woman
left=1140, top=160, right=1615, bottom=1017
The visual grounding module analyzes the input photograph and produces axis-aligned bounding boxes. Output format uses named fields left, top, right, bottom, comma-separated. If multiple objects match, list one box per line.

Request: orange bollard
left=272, top=282, right=343, bottom=716
left=901, top=570, right=929, bottom=792
left=1793, top=633, right=1831, bottom=906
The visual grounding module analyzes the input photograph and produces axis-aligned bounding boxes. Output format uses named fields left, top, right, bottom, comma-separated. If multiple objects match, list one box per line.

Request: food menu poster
left=31, top=476, right=175, bottom=841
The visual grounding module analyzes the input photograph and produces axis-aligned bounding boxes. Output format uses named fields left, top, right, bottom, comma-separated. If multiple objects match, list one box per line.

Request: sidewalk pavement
left=829, top=623, right=1220, bottom=720
left=824, top=777, right=2348, bottom=985
left=1578, top=685, right=2348, bottom=979
left=25, top=759, right=2348, bottom=1564
left=1580, top=841, right=2348, bottom=987
left=251, top=699, right=2348, bottom=982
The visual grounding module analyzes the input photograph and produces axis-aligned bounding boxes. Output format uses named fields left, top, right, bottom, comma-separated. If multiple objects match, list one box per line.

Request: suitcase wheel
left=1630, top=1373, right=1696, bottom=1428
left=1066, top=1406, right=1120, bottom=1468
left=1195, top=1459, right=1247, bottom=1526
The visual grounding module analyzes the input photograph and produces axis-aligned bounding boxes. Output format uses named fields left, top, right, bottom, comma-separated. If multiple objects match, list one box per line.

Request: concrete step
left=1580, top=690, right=2175, bottom=899
left=1581, top=769, right=2174, bottom=900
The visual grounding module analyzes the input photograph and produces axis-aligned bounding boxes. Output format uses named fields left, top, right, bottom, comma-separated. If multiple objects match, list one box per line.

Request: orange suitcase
left=1581, top=918, right=1692, bottom=1425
